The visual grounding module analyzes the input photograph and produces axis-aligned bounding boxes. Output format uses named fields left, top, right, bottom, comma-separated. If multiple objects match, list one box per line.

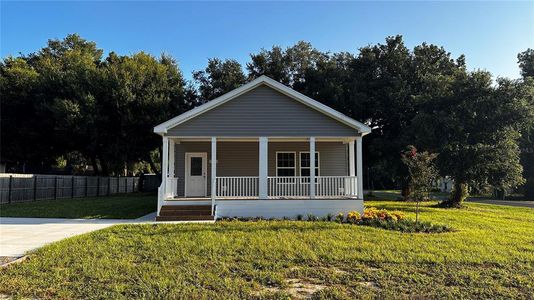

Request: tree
left=401, top=146, right=438, bottom=222
left=98, top=52, right=189, bottom=175
left=247, top=41, right=325, bottom=91
left=1, top=34, right=103, bottom=172
left=517, top=49, right=534, bottom=198
left=518, top=49, right=534, bottom=78
left=412, top=72, right=531, bottom=207
left=247, top=46, right=290, bottom=84
left=1, top=34, right=190, bottom=175
left=0, top=57, right=44, bottom=171
left=350, top=36, right=415, bottom=190
left=193, top=58, right=246, bottom=101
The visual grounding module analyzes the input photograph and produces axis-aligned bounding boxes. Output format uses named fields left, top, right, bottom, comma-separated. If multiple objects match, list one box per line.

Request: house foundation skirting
left=215, top=199, right=363, bottom=219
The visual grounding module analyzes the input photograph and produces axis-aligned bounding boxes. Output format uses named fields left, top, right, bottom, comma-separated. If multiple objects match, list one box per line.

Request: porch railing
left=268, top=176, right=310, bottom=198
left=164, top=176, right=358, bottom=199
left=315, top=176, right=357, bottom=198
left=267, top=176, right=357, bottom=198
left=216, top=176, right=258, bottom=198
left=166, top=177, right=179, bottom=198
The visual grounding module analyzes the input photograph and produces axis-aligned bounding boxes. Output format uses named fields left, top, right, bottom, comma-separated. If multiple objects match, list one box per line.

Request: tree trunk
left=99, top=158, right=110, bottom=176
left=90, top=156, right=99, bottom=175
left=401, top=184, right=412, bottom=201
left=445, top=181, right=468, bottom=208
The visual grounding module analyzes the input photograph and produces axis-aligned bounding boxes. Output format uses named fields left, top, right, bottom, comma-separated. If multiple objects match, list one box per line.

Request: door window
left=190, top=157, right=203, bottom=176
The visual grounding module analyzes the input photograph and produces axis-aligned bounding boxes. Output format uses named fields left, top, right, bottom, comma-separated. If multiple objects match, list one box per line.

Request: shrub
left=362, top=207, right=406, bottom=222
left=346, top=211, right=361, bottom=224
left=326, top=213, right=335, bottom=222
left=307, top=214, right=318, bottom=221
left=335, top=213, right=344, bottom=223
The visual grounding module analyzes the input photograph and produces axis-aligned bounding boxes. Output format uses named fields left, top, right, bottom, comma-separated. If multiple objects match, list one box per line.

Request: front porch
left=157, top=136, right=364, bottom=219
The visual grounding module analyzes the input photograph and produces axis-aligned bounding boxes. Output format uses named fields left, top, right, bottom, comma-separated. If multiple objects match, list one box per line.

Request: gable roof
left=154, top=75, right=372, bottom=136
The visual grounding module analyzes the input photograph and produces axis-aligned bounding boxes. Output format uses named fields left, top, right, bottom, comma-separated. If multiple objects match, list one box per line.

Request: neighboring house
left=434, top=177, right=454, bottom=193
left=153, top=76, right=371, bottom=221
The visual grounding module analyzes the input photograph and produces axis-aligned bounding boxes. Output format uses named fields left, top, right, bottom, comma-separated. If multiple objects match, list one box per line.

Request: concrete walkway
left=0, top=213, right=156, bottom=257
left=466, top=199, right=534, bottom=209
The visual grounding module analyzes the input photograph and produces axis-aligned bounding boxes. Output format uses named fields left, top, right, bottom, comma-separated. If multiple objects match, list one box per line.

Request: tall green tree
left=99, top=52, right=188, bottom=175
left=518, top=49, right=534, bottom=78
left=1, top=34, right=190, bottom=175
left=412, top=71, right=531, bottom=207
left=193, top=58, right=246, bottom=101
left=517, top=49, right=534, bottom=198
left=1, top=34, right=103, bottom=172
left=247, top=41, right=324, bottom=91
left=0, top=57, right=44, bottom=170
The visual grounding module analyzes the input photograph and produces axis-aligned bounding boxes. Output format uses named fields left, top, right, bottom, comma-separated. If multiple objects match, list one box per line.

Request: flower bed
left=343, top=207, right=452, bottom=233
left=218, top=207, right=451, bottom=233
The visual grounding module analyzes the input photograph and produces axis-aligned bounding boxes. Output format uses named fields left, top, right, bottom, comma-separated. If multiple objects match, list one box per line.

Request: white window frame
left=275, top=151, right=297, bottom=178
left=299, top=151, right=320, bottom=183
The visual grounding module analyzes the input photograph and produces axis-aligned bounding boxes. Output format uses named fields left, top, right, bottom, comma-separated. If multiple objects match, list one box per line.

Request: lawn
left=0, top=193, right=156, bottom=219
left=1, top=201, right=533, bottom=299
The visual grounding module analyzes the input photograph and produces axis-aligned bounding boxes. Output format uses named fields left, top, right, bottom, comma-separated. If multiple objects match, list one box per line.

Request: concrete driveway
left=0, top=213, right=156, bottom=257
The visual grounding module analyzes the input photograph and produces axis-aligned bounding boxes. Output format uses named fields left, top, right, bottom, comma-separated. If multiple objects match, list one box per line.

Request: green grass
left=0, top=193, right=156, bottom=219
left=1, top=201, right=533, bottom=299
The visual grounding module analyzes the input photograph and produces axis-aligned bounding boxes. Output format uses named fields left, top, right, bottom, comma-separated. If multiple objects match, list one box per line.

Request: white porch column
left=211, top=137, right=217, bottom=214
left=168, top=139, right=175, bottom=196
left=162, top=136, right=169, bottom=196
left=356, top=136, right=363, bottom=199
left=348, top=140, right=355, bottom=177
left=309, top=137, right=316, bottom=199
left=259, top=137, right=268, bottom=199
left=158, top=136, right=170, bottom=215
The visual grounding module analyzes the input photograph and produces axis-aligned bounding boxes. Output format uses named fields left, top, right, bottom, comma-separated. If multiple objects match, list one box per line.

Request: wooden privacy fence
left=0, top=174, right=140, bottom=204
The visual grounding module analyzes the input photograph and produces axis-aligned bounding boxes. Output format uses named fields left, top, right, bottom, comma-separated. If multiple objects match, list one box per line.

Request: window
left=190, top=157, right=203, bottom=176
left=300, top=152, right=320, bottom=177
left=276, top=152, right=296, bottom=177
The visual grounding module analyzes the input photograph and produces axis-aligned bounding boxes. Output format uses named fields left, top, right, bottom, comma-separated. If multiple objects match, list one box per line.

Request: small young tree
left=401, top=146, right=439, bottom=223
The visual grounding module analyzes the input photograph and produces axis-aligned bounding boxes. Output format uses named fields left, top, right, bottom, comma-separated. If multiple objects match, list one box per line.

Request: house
left=434, top=176, right=454, bottom=193
left=153, top=76, right=371, bottom=221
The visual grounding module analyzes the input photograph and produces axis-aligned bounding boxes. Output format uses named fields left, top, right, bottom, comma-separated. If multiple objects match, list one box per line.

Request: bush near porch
left=1, top=200, right=533, bottom=299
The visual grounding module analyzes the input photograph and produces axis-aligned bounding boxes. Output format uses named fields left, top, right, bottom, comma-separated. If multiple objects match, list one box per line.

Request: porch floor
left=168, top=196, right=358, bottom=201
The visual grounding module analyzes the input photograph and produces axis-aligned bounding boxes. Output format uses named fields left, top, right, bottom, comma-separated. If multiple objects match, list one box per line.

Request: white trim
left=299, top=151, right=320, bottom=177
left=275, top=151, right=297, bottom=177
left=154, top=75, right=371, bottom=135
left=184, top=152, right=208, bottom=197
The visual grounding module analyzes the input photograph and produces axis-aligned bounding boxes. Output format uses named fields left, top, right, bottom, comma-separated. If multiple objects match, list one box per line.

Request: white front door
left=185, top=152, right=207, bottom=197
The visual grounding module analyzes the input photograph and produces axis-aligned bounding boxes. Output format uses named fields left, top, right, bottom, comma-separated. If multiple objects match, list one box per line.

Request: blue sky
left=1, top=1, right=533, bottom=80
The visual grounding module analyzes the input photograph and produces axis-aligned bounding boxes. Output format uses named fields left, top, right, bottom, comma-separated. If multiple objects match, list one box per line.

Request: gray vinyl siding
left=167, top=85, right=357, bottom=137
left=173, top=141, right=347, bottom=197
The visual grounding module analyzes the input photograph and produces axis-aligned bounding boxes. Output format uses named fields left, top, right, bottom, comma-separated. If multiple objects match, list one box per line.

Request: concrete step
left=159, top=209, right=212, bottom=216
left=155, top=215, right=214, bottom=222
left=160, top=205, right=211, bottom=211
